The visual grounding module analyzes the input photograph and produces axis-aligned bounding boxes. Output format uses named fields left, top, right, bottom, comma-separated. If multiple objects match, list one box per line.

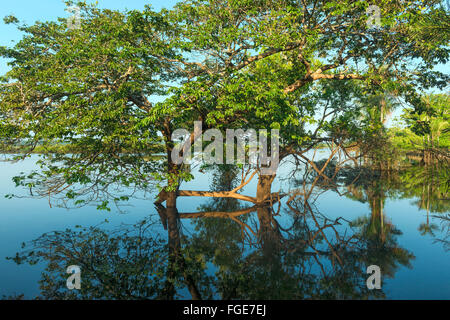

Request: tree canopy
left=0, top=0, right=448, bottom=208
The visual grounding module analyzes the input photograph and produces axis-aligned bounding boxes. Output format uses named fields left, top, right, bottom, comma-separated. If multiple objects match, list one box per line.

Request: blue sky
left=0, top=0, right=179, bottom=75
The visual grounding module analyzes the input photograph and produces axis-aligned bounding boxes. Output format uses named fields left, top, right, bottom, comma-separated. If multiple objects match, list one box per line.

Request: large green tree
left=158, top=0, right=449, bottom=201
left=0, top=0, right=448, bottom=209
left=0, top=3, right=187, bottom=209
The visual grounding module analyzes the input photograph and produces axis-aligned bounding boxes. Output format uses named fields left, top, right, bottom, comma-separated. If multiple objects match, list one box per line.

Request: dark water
left=0, top=155, right=449, bottom=299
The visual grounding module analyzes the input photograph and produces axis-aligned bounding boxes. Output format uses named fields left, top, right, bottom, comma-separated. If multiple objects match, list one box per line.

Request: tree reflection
left=319, top=160, right=449, bottom=248
left=8, top=161, right=424, bottom=300
left=9, top=219, right=168, bottom=299
left=432, top=214, right=450, bottom=252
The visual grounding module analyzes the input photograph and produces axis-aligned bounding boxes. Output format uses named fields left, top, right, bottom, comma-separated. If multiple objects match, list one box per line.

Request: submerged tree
left=0, top=3, right=190, bottom=210
left=160, top=0, right=450, bottom=194
left=1, top=0, right=449, bottom=210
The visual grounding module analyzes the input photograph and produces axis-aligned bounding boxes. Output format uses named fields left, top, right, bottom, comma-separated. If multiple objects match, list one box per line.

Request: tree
left=159, top=0, right=449, bottom=200
left=0, top=3, right=187, bottom=210
left=1, top=0, right=449, bottom=210
left=402, top=93, right=450, bottom=163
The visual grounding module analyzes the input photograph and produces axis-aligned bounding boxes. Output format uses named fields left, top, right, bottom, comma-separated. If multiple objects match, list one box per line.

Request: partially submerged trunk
left=157, top=170, right=282, bottom=205
left=256, top=174, right=276, bottom=203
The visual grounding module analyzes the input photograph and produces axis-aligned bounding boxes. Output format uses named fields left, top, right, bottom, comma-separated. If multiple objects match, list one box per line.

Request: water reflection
left=316, top=163, right=449, bottom=248
left=7, top=160, right=448, bottom=300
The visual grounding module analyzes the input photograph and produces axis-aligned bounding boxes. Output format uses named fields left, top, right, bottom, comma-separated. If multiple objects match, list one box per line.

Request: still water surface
left=0, top=155, right=448, bottom=299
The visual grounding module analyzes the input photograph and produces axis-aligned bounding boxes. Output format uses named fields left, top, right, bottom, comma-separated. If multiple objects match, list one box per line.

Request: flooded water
left=0, top=155, right=449, bottom=299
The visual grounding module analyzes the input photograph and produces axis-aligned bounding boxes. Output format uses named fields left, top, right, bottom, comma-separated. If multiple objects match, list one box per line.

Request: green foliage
left=0, top=0, right=448, bottom=207
left=401, top=93, right=450, bottom=146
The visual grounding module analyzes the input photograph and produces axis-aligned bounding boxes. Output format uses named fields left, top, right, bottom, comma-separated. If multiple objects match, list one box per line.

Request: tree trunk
left=256, top=174, right=276, bottom=203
